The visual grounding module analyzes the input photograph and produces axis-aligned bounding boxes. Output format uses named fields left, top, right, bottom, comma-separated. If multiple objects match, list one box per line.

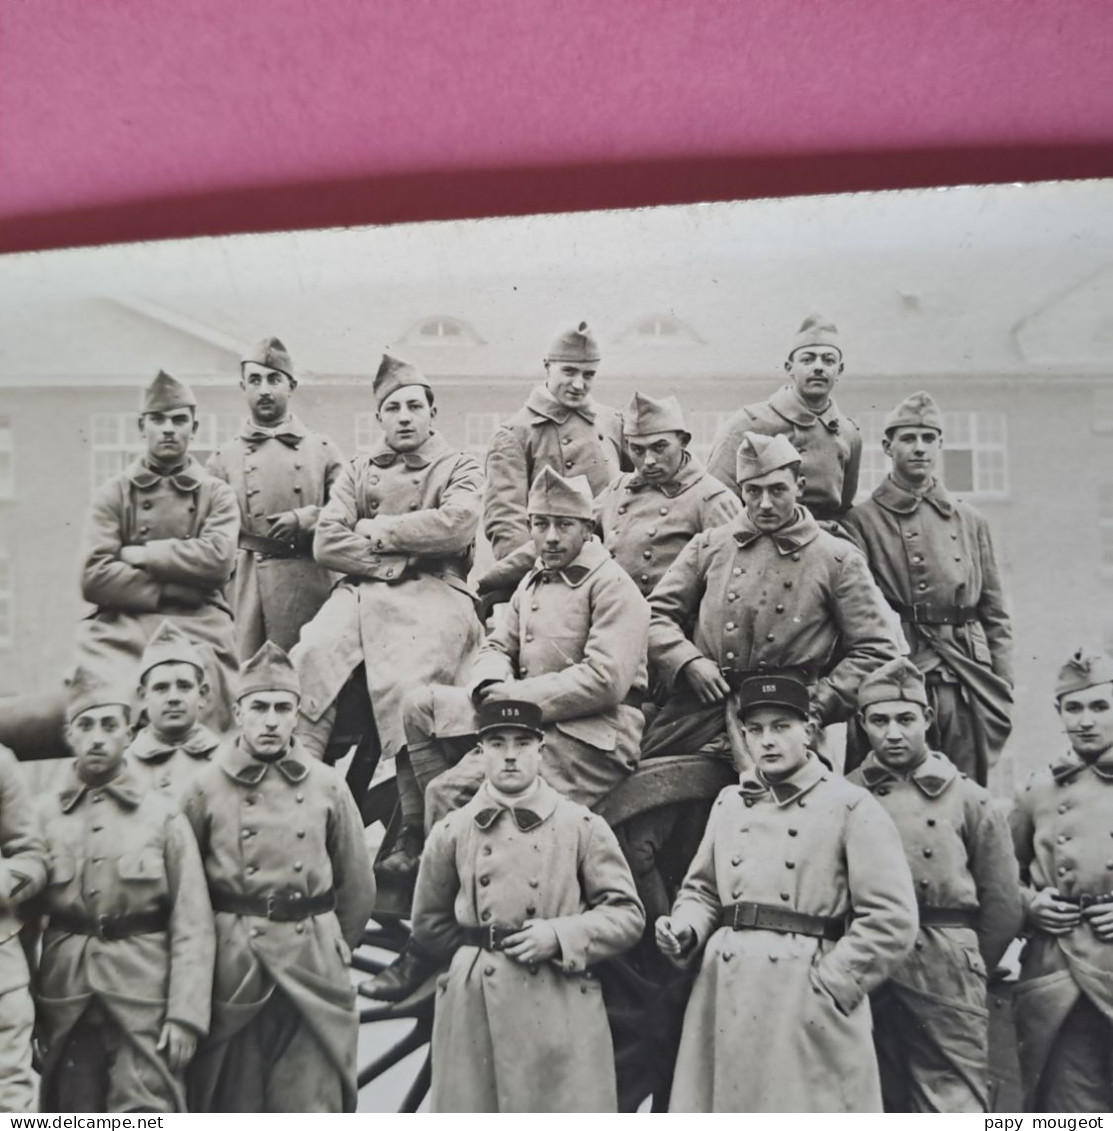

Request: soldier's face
left=377, top=385, right=435, bottom=452
left=235, top=690, right=300, bottom=757
left=786, top=347, right=842, bottom=400
left=740, top=707, right=811, bottom=778
left=860, top=699, right=933, bottom=772
left=67, top=705, right=130, bottom=780
left=140, top=661, right=208, bottom=739
left=139, top=409, right=198, bottom=465
left=1058, top=683, right=1113, bottom=760
left=241, top=363, right=294, bottom=425
left=481, top=727, right=544, bottom=795
left=740, top=467, right=800, bottom=531
left=544, top=362, right=597, bottom=409
left=628, top=431, right=687, bottom=483
left=528, top=514, right=591, bottom=570
left=883, top=427, right=941, bottom=481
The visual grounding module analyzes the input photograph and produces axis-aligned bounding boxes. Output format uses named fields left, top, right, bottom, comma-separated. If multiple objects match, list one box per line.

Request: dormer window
left=622, top=314, right=703, bottom=344
left=403, top=316, right=483, bottom=346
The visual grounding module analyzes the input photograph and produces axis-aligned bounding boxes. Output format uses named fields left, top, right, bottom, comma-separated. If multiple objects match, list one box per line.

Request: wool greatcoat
left=666, top=756, right=918, bottom=1113
left=843, top=477, right=1014, bottom=781
left=707, top=385, right=862, bottom=520
left=483, top=385, right=625, bottom=561
left=413, top=779, right=644, bottom=1112
left=182, top=739, right=375, bottom=1113
left=291, top=432, right=484, bottom=762
left=0, top=745, right=48, bottom=1114
left=595, top=452, right=741, bottom=599
left=848, top=750, right=1023, bottom=1112
left=125, top=722, right=221, bottom=805
left=644, top=506, right=899, bottom=764
left=75, top=456, right=240, bottom=732
left=1009, top=748, right=1113, bottom=1110
left=206, top=415, right=345, bottom=658
left=34, top=764, right=215, bottom=1113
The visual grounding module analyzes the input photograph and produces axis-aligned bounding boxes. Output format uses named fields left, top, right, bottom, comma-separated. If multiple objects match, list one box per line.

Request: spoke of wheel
left=359, top=1002, right=426, bottom=1023
left=357, top=1021, right=430, bottom=1089
left=398, top=1050, right=432, bottom=1113
left=351, top=953, right=391, bottom=975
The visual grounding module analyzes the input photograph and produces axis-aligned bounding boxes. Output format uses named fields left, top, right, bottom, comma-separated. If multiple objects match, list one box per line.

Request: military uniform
left=207, top=413, right=344, bottom=658
left=0, top=746, right=47, bottom=1113
left=665, top=754, right=917, bottom=1112
left=126, top=723, right=220, bottom=804
left=35, top=763, right=214, bottom=1112
left=849, top=746, right=1022, bottom=1111
left=413, top=772, right=644, bottom=1112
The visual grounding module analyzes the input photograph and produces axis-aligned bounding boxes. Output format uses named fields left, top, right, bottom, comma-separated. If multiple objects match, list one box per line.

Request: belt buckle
left=911, top=602, right=928, bottom=623
left=95, top=914, right=113, bottom=941
left=265, top=893, right=283, bottom=921
left=731, top=903, right=759, bottom=930
left=1078, top=894, right=1096, bottom=910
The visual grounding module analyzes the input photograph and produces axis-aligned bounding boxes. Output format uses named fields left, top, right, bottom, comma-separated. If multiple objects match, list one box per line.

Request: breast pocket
left=117, top=850, right=166, bottom=883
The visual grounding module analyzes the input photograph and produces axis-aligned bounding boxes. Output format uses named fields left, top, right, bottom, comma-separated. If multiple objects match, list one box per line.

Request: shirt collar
left=1051, top=747, right=1113, bottom=785
left=524, top=537, right=609, bottom=590
left=739, top=755, right=828, bottom=808
left=768, top=385, right=842, bottom=432
left=525, top=383, right=597, bottom=426
left=128, top=723, right=221, bottom=764
left=239, top=413, right=308, bottom=444
left=732, top=505, right=820, bottom=554
left=473, top=778, right=559, bottom=831
left=858, top=749, right=956, bottom=798
left=59, top=764, right=144, bottom=813
left=366, top=430, right=449, bottom=470
left=872, top=475, right=955, bottom=518
left=625, top=451, right=704, bottom=497
left=128, top=455, right=205, bottom=493
left=219, top=736, right=310, bottom=786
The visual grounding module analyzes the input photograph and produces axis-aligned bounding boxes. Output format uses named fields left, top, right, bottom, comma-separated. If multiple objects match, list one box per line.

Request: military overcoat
left=666, top=756, right=918, bottom=1112
left=206, top=415, right=344, bottom=656
left=483, top=385, right=625, bottom=560
left=413, top=779, right=644, bottom=1112
left=125, top=722, right=221, bottom=804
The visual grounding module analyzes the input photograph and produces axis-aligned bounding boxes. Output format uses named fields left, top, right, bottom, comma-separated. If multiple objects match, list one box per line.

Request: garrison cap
left=242, top=336, right=295, bottom=384
left=735, top=431, right=802, bottom=484
left=789, top=313, right=841, bottom=357
left=142, top=370, right=197, bottom=414
left=884, top=391, right=943, bottom=435
left=737, top=675, right=810, bottom=721
left=139, top=620, right=206, bottom=684
left=527, top=467, right=594, bottom=520
left=545, top=321, right=601, bottom=365
left=1055, top=648, right=1113, bottom=700
left=477, top=698, right=544, bottom=737
left=372, top=353, right=432, bottom=407
left=66, top=666, right=132, bottom=724
left=624, top=392, right=689, bottom=438
left=857, top=657, right=930, bottom=710
left=237, top=641, right=301, bottom=701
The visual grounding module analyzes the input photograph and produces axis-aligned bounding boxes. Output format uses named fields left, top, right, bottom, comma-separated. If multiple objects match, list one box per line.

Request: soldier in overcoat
left=290, top=352, right=484, bottom=793
left=1009, top=648, right=1113, bottom=1112
left=74, top=370, right=240, bottom=731
left=35, top=668, right=215, bottom=1113
left=183, top=642, right=375, bottom=1113
left=482, top=322, right=626, bottom=564
left=847, top=658, right=1022, bottom=1112
left=707, top=314, right=862, bottom=520
left=656, top=676, right=917, bottom=1112
left=125, top=621, right=220, bottom=803
left=0, top=745, right=48, bottom=1112
left=411, top=698, right=644, bottom=1112
left=843, top=391, right=1014, bottom=783
left=206, top=337, right=345, bottom=658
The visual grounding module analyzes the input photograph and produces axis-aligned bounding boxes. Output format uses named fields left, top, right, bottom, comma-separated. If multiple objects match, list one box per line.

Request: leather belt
left=458, top=923, right=521, bottom=951
left=210, top=888, right=336, bottom=922
left=238, top=531, right=303, bottom=559
left=919, top=907, right=978, bottom=929
left=1059, top=893, right=1113, bottom=910
left=891, top=602, right=979, bottom=626
left=720, top=901, right=845, bottom=941
left=48, top=909, right=169, bottom=940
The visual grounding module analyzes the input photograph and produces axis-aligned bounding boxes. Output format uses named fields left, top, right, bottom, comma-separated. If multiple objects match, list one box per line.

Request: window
left=621, top=314, right=703, bottom=344
left=401, top=315, right=483, bottom=346
left=90, top=413, right=240, bottom=487
left=1100, top=484, right=1113, bottom=578
left=0, top=552, right=10, bottom=648
left=854, top=411, right=1009, bottom=500
left=0, top=417, right=11, bottom=499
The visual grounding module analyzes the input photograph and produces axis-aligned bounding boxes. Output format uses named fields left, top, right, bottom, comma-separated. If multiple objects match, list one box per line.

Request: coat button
left=919, top=879, right=930, bottom=889
left=726, top=651, right=735, bottom=660
left=296, top=830, right=306, bottom=838
left=241, top=829, right=252, bottom=839
left=659, top=507, right=668, bottom=516
left=731, top=856, right=741, bottom=867
left=296, top=923, right=305, bottom=934
left=877, top=787, right=890, bottom=796
left=780, top=892, right=791, bottom=901
left=479, top=876, right=491, bottom=886
left=481, top=910, right=491, bottom=921
left=247, top=865, right=258, bottom=875
left=727, top=592, right=737, bottom=602
left=142, top=501, right=152, bottom=510
left=294, top=862, right=303, bottom=872
left=722, top=951, right=733, bottom=962
left=784, top=580, right=793, bottom=589
left=293, top=485, right=302, bottom=493
left=642, top=550, right=652, bottom=559
left=648, top=529, right=657, bottom=537
left=640, top=575, right=649, bottom=584
left=917, top=582, right=928, bottom=591
left=565, top=461, right=574, bottom=470
left=526, top=905, right=537, bottom=916
left=618, top=506, right=627, bottom=514
left=726, top=622, right=736, bottom=631
left=529, top=879, right=539, bottom=888
left=914, top=939, right=924, bottom=951
left=926, top=818, right=936, bottom=827
left=791, top=554, right=800, bottom=562
left=250, top=926, right=262, bottom=938
left=482, top=846, right=492, bottom=856
left=788, top=829, right=798, bottom=837
left=922, top=848, right=933, bottom=858
left=766, top=633, right=775, bottom=642
left=484, top=965, right=495, bottom=976
left=775, top=604, right=785, bottom=613
left=785, top=861, right=795, bottom=869
left=731, top=887, right=742, bottom=899
left=296, top=792, right=305, bottom=803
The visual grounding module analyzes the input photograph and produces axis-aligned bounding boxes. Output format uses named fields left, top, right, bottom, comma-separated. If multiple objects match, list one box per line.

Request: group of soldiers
left=0, top=315, right=1109, bottom=1113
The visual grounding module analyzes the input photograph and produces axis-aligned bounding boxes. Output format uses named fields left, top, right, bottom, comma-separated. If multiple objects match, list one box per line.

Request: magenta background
left=2, top=0, right=1112, bottom=253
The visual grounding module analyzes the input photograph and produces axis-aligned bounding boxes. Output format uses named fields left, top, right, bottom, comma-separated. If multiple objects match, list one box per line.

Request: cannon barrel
left=0, top=693, right=70, bottom=761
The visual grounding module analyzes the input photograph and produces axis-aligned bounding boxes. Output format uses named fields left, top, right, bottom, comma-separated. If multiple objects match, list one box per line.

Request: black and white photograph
left=0, top=177, right=1111, bottom=1113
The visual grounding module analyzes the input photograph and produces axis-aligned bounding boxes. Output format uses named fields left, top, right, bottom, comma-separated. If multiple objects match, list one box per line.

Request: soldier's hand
left=655, top=916, right=694, bottom=958
left=683, top=658, right=731, bottom=705
left=266, top=511, right=300, bottom=543
left=157, top=1020, right=198, bottom=1073
left=1028, top=887, right=1082, bottom=934
left=502, top=920, right=560, bottom=964
left=474, top=681, right=511, bottom=706
left=119, top=545, right=150, bottom=568
left=1082, top=901, right=1113, bottom=941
